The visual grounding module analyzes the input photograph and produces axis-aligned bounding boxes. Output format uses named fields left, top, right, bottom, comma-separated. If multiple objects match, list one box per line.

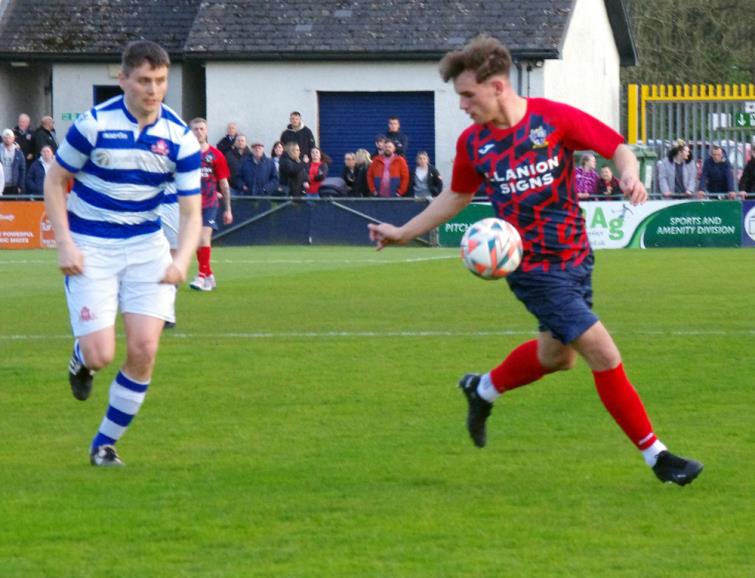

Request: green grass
left=0, top=246, right=753, bottom=578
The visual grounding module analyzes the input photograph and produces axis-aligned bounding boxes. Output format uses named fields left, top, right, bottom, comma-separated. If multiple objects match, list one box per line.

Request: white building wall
left=0, top=63, right=50, bottom=133
left=205, top=61, right=500, bottom=181
left=52, top=63, right=185, bottom=136
left=542, top=0, right=621, bottom=129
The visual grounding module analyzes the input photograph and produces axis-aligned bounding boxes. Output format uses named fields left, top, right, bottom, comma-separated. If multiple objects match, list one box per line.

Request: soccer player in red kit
left=189, top=117, right=233, bottom=291
left=368, top=35, right=702, bottom=485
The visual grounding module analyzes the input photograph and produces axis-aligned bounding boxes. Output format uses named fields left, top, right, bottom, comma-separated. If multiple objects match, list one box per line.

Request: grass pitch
left=0, top=246, right=753, bottom=578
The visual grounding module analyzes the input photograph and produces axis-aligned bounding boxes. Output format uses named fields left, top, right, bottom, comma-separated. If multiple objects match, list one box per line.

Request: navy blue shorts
left=202, top=206, right=219, bottom=230
left=506, top=254, right=599, bottom=344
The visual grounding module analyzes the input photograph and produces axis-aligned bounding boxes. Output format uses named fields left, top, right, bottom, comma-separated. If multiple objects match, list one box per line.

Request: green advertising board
left=439, top=200, right=743, bottom=249
left=629, top=201, right=741, bottom=248
left=438, top=202, right=494, bottom=247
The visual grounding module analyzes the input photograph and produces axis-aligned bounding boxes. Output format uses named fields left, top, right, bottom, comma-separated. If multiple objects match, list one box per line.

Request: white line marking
left=216, top=256, right=457, bottom=264
left=0, top=255, right=457, bottom=266
left=2, top=329, right=754, bottom=341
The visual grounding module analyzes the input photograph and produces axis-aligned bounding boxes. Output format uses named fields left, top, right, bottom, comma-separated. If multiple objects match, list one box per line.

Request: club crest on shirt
left=529, top=126, right=549, bottom=149
left=79, top=306, right=96, bottom=322
left=151, top=139, right=170, bottom=156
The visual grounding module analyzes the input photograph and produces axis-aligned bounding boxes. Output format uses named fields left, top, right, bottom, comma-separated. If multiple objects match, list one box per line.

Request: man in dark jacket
left=280, top=112, right=316, bottom=162
left=698, top=145, right=737, bottom=199
left=239, top=142, right=279, bottom=196
left=13, top=113, right=35, bottom=167
left=386, top=116, right=409, bottom=157
left=739, top=156, right=755, bottom=196
left=224, top=134, right=251, bottom=195
left=33, top=116, right=58, bottom=157
left=216, top=122, right=238, bottom=154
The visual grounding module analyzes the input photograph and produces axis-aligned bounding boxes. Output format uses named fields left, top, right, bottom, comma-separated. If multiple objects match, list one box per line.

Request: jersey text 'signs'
left=451, top=98, right=623, bottom=272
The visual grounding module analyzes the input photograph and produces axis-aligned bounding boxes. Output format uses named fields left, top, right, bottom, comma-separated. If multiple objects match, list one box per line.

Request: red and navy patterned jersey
left=199, top=145, right=231, bottom=209
left=451, top=98, right=623, bottom=272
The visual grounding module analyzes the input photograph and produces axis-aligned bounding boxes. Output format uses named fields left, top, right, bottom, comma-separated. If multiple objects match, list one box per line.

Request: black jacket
left=386, top=130, right=408, bottom=156
left=352, top=164, right=371, bottom=197
left=409, top=165, right=443, bottom=197
left=739, top=158, right=755, bottom=193
left=278, top=153, right=309, bottom=196
left=280, top=125, right=316, bottom=159
left=33, top=127, right=57, bottom=157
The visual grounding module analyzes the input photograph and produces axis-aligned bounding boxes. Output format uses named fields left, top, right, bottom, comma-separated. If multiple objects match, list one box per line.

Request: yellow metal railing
left=627, top=83, right=755, bottom=144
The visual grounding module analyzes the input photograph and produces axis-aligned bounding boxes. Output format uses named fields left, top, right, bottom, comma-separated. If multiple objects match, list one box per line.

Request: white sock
left=641, top=439, right=668, bottom=467
left=476, top=372, right=500, bottom=403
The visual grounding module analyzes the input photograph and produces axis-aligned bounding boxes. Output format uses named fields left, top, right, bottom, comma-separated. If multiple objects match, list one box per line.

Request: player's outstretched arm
left=44, top=160, right=84, bottom=276
left=612, top=144, right=648, bottom=205
left=162, top=194, right=202, bottom=284
left=368, top=188, right=474, bottom=250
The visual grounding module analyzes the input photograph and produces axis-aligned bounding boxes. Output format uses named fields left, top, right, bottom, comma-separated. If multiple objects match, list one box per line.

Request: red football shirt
left=199, top=145, right=231, bottom=209
left=451, top=98, right=623, bottom=272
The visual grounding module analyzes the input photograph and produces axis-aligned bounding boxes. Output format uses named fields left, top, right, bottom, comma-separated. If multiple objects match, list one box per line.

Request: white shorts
left=65, top=233, right=176, bottom=336
left=157, top=202, right=179, bottom=250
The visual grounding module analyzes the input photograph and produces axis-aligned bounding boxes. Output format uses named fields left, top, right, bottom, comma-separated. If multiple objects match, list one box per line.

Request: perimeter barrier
left=3, top=196, right=755, bottom=250
left=211, top=196, right=433, bottom=247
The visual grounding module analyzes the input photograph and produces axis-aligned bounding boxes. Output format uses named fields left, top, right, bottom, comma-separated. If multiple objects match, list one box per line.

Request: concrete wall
left=0, top=63, right=50, bottom=133
left=542, top=0, right=621, bottom=129
left=204, top=61, right=509, bottom=182
left=51, top=63, right=185, bottom=136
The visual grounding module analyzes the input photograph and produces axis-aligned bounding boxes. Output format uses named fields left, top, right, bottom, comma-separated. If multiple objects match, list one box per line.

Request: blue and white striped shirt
left=56, top=95, right=200, bottom=243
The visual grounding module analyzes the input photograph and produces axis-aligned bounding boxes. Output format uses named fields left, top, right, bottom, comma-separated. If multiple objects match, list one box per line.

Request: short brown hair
left=439, top=34, right=512, bottom=83
left=121, top=40, right=170, bottom=76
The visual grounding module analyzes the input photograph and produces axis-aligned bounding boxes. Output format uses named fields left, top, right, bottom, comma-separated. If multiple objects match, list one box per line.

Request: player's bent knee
left=126, top=338, right=160, bottom=367
left=543, top=350, right=577, bottom=371
left=79, top=338, right=115, bottom=371
left=81, top=346, right=115, bottom=371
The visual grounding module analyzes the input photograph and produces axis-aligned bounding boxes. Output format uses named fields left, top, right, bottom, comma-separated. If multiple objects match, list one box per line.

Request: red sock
left=197, top=246, right=212, bottom=277
left=593, top=363, right=656, bottom=449
left=490, top=339, right=553, bottom=392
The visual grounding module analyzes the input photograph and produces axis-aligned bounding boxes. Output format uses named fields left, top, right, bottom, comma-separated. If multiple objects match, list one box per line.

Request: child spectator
left=597, top=165, right=621, bottom=198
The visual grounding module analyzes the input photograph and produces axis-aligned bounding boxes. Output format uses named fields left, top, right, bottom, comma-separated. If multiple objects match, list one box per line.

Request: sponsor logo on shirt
left=102, top=131, right=131, bottom=140
left=478, top=143, right=495, bottom=155
left=486, top=155, right=560, bottom=195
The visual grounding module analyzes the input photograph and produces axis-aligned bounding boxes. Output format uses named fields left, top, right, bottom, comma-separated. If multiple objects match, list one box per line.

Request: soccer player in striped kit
left=44, top=40, right=202, bottom=466
left=369, top=35, right=702, bottom=485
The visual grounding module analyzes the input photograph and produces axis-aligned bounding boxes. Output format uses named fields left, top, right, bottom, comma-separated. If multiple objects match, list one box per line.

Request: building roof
left=0, top=0, right=202, bottom=60
left=0, top=0, right=636, bottom=66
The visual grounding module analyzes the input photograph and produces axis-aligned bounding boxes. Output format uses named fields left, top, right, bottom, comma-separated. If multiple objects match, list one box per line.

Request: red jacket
left=367, top=154, right=410, bottom=197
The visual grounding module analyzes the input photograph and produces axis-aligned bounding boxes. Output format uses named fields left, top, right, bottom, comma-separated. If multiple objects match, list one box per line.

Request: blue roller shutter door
left=318, top=91, right=435, bottom=178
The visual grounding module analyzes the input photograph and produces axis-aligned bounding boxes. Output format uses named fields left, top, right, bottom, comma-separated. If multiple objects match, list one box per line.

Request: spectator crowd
left=3, top=110, right=754, bottom=200
left=212, top=111, right=443, bottom=200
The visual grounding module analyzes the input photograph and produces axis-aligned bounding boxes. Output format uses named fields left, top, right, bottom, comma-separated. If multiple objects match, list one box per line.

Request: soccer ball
left=460, top=218, right=523, bottom=280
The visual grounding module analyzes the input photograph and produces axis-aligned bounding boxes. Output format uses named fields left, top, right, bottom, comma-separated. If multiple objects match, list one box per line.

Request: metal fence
left=627, top=84, right=755, bottom=189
